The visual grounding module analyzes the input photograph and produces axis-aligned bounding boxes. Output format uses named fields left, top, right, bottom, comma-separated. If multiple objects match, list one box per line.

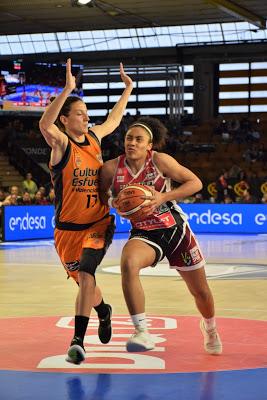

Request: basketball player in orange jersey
left=100, top=116, right=222, bottom=355
left=39, top=58, right=133, bottom=364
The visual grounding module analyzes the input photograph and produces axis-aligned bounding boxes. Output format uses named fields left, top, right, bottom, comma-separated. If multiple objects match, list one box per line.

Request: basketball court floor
left=0, top=232, right=267, bottom=400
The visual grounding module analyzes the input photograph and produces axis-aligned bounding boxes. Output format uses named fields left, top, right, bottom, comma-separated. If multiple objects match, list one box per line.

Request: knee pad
left=79, top=248, right=105, bottom=277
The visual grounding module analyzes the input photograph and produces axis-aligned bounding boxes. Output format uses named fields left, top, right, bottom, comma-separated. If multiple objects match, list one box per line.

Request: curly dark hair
left=50, top=96, right=83, bottom=132
left=128, top=116, right=168, bottom=151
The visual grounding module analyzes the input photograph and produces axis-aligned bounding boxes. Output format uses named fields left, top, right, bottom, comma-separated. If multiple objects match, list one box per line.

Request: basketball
left=116, top=184, right=153, bottom=221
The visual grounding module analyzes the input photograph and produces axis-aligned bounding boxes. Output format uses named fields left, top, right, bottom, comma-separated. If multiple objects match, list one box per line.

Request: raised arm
left=91, top=63, right=133, bottom=140
left=39, top=58, right=76, bottom=149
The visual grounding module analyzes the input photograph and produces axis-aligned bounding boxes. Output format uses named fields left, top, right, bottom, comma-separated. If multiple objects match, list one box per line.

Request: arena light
left=77, top=0, right=93, bottom=4
left=207, top=0, right=266, bottom=29
left=71, top=0, right=94, bottom=6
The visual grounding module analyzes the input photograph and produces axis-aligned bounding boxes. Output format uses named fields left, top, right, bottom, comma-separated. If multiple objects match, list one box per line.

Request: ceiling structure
left=0, top=0, right=266, bottom=35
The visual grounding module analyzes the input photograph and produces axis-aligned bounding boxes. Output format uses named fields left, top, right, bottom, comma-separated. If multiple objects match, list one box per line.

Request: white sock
left=204, top=317, right=216, bottom=331
left=131, top=313, right=147, bottom=331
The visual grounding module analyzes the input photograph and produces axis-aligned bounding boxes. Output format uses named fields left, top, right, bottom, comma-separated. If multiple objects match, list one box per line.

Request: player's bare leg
left=179, top=268, right=222, bottom=355
left=121, top=240, right=156, bottom=351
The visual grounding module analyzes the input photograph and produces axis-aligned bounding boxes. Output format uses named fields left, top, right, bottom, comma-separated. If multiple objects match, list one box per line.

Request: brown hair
left=50, top=96, right=84, bottom=132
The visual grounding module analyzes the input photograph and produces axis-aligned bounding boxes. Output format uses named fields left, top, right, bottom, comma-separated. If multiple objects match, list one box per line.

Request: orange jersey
left=50, top=130, right=109, bottom=230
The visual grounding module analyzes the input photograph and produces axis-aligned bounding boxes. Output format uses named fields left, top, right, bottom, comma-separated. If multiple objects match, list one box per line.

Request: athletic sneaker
left=200, top=319, right=222, bottom=355
left=126, top=328, right=155, bottom=352
left=66, top=336, right=86, bottom=364
left=98, top=304, right=112, bottom=344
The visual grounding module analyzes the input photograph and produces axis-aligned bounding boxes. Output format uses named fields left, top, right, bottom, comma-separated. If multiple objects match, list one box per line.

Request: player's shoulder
left=153, top=151, right=179, bottom=171
left=102, top=157, right=118, bottom=171
left=153, top=151, right=172, bottom=163
left=86, top=129, right=101, bottom=147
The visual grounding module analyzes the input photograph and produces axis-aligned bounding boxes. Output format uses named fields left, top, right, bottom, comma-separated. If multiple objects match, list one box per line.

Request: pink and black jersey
left=111, top=150, right=185, bottom=230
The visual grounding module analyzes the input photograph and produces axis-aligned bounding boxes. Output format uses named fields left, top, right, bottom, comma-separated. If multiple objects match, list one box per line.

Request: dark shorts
left=129, top=211, right=205, bottom=271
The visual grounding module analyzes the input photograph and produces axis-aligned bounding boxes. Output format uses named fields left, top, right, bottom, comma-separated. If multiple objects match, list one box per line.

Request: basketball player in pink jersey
left=100, top=116, right=222, bottom=355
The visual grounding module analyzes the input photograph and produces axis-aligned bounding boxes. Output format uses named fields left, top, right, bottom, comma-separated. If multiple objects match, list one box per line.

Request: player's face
left=125, top=127, right=152, bottom=160
left=62, top=100, right=89, bottom=135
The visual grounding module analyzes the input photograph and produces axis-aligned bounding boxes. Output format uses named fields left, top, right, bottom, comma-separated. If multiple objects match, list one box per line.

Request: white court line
left=0, top=240, right=54, bottom=246
left=1, top=262, right=267, bottom=277
left=146, top=306, right=267, bottom=312
left=0, top=262, right=59, bottom=267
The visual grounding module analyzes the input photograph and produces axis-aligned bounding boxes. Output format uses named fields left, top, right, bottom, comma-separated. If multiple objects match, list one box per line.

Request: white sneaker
left=126, top=328, right=155, bottom=352
left=200, top=319, right=222, bottom=355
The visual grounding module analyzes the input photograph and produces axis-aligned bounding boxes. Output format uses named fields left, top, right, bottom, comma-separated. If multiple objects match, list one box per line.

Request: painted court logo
left=38, top=316, right=176, bottom=372
left=0, top=316, right=267, bottom=373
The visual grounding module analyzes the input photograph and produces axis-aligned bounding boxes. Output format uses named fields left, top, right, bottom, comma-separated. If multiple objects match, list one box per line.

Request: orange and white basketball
left=117, top=184, right=153, bottom=221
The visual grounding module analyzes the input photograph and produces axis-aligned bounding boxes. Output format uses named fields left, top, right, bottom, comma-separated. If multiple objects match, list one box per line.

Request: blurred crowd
left=213, top=116, right=267, bottom=163
left=0, top=173, right=55, bottom=207
left=0, top=113, right=266, bottom=206
left=183, top=167, right=267, bottom=205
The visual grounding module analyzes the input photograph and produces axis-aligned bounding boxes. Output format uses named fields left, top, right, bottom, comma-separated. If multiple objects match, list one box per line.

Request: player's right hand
left=120, top=62, right=133, bottom=88
left=65, top=58, right=76, bottom=93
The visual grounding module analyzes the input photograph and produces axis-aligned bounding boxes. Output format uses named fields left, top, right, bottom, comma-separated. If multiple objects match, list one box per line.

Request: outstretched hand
left=65, top=58, right=76, bottom=93
left=120, top=62, right=133, bottom=88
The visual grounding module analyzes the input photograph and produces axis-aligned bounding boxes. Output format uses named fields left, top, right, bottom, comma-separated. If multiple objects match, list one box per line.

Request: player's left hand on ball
left=141, top=186, right=155, bottom=201
left=141, top=189, right=164, bottom=213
